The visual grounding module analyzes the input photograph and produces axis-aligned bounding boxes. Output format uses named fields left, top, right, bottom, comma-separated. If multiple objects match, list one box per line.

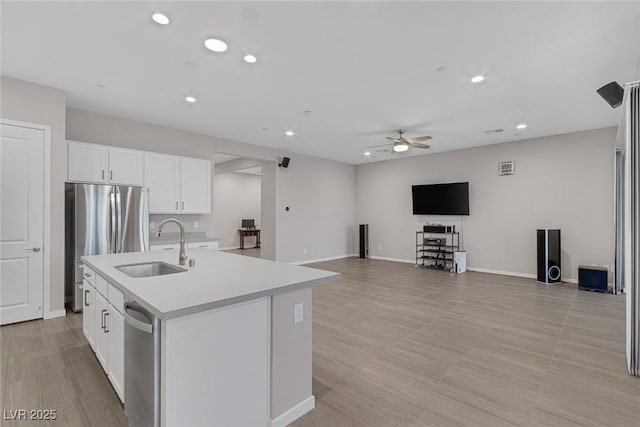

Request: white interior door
left=0, top=124, right=45, bottom=325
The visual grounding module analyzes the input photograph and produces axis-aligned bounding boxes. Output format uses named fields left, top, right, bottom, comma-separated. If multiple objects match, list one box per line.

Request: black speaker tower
left=537, top=229, right=561, bottom=284
left=359, top=224, right=369, bottom=259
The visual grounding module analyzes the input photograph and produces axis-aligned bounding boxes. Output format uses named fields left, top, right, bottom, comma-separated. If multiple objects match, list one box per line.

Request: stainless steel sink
left=115, top=262, right=187, bottom=278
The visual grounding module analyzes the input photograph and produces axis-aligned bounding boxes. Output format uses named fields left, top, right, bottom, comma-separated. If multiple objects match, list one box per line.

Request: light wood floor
left=1, top=257, right=638, bottom=426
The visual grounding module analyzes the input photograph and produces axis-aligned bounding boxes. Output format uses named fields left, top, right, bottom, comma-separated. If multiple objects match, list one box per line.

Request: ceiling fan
left=370, top=129, right=432, bottom=153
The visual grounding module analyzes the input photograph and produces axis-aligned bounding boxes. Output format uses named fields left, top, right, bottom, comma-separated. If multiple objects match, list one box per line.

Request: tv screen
left=412, top=182, right=469, bottom=215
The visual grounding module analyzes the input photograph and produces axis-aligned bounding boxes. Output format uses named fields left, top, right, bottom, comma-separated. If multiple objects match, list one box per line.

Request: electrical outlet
left=149, top=222, right=155, bottom=230
left=193, top=221, right=199, bottom=229
left=303, top=248, right=307, bottom=254
left=294, top=303, right=304, bottom=324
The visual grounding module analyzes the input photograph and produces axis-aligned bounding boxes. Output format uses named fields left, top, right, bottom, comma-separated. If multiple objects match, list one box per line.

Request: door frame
left=1, top=118, right=55, bottom=319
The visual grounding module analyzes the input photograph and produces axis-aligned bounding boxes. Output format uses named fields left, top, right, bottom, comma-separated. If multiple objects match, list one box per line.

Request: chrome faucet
left=156, top=218, right=187, bottom=265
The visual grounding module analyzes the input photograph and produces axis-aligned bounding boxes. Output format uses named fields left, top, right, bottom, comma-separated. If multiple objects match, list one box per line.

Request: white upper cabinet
left=68, top=141, right=108, bottom=183
left=180, top=157, right=211, bottom=214
left=69, top=141, right=211, bottom=214
left=145, top=153, right=211, bottom=214
left=144, top=153, right=181, bottom=214
left=108, top=147, right=144, bottom=186
left=68, top=141, right=143, bottom=186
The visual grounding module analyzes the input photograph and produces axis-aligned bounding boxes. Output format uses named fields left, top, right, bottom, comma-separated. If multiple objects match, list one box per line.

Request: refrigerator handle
left=110, top=190, right=117, bottom=254
left=116, top=187, right=123, bottom=253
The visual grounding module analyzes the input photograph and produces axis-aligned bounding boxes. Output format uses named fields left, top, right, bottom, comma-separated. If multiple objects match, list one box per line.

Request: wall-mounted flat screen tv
left=412, top=182, right=469, bottom=215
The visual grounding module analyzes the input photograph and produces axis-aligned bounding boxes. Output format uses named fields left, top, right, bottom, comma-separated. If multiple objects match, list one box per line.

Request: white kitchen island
left=81, top=249, right=339, bottom=427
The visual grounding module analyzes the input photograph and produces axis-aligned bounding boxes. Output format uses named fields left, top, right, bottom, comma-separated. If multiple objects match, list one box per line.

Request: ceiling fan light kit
left=393, top=142, right=409, bottom=152
left=376, top=129, right=432, bottom=154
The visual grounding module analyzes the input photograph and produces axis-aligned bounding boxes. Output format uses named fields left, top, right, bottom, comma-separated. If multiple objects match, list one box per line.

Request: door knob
left=24, top=247, right=41, bottom=253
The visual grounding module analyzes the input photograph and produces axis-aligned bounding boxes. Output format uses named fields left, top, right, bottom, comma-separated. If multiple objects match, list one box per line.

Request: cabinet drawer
left=189, top=241, right=218, bottom=250
left=82, top=266, right=96, bottom=285
left=150, top=243, right=180, bottom=251
left=108, top=283, right=124, bottom=314
left=95, top=273, right=109, bottom=298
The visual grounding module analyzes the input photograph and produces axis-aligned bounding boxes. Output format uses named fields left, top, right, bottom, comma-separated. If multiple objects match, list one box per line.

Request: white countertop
left=81, top=249, right=340, bottom=320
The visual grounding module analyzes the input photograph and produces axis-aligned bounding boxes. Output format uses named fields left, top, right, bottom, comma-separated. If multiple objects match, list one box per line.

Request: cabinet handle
left=102, top=170, right=105, bottom=180
left=104, top=312, right=110, bottom=333
left=84, top=272, right=91, bottom=278
left=163, top=247, right=174, bottom=251
left=110, top=170, right=113, bottom=180
left=84, top=290, right=89, bottom=307
left=176, top=201, right=179, bottom=211
left=101, top=309, right=107, bottom=330
left=181, top=201, right=184, bottom=210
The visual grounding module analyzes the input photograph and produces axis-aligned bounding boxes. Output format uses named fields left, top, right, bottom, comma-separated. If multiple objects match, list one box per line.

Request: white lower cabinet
left=82, top=281, right=96, bottom=351
left=94, top=292, right=109, bottom=370
left=82, top=271, right=125, bottom=403
left=107, top=306, right=125, bottom=402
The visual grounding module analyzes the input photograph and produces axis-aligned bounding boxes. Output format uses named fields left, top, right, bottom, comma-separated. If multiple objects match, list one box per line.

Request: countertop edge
left=80, top=256, right=341, bottom=321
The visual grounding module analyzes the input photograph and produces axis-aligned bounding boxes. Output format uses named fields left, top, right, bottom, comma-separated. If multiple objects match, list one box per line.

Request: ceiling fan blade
left=368, top=143, right=392, bottom=149
left=407, top=136, right=432, bottom=143
left=410, top=143, right=431, bottom=149
left=385, top=136, right=401, bottom=142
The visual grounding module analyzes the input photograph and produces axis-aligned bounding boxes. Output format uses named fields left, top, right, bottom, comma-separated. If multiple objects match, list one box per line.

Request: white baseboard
left=44, top=309, right=66, bottom=319
left=290, top=254, right=357, bottom=265
left=466, top=267, right=536, bottom=279
left=466, top=267, right=578, bottom=284
left=269, top=396, right=315, bottom=427
left=369, top=255, right=415, bottom=264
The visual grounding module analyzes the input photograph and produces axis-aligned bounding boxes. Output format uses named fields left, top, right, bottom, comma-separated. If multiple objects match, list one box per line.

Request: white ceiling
left=2, top=1, right=639, bottom=165
left=213, top=152, right=240, bottom=164
left=235, top=166, right=262, bottom=176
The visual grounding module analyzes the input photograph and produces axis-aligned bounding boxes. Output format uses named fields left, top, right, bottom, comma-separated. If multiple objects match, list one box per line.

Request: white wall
left=213, top=173, right=261, bottom=249
left=276, top=155, right=356, bottom=263
left=1, top=76, right=66, bottom=313
left=355, top=127, right=616, bottom=282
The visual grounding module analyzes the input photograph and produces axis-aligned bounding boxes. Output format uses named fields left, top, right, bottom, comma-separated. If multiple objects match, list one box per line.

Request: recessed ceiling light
left=516, top=123, right=528, bottom=129
left=243, top=54, right=257, bottom=64
left=471, top=75, right=485, bottom=83
left=285, top=130, right=295, bottom=136
left=185, top=96, right=197, bottom=103
left=364, top=151, right=371, bottom=156
left=204, top=38, right=228, bottom=53
left=151, top=13, right=170, bottom=25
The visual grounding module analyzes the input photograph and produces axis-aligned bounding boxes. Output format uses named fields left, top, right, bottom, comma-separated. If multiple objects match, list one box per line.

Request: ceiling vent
left=483, top=128, right=504, bottom=134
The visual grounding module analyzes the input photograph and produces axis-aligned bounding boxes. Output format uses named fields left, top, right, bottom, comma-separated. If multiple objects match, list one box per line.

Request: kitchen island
left=81, top=249, right=339, bottom=427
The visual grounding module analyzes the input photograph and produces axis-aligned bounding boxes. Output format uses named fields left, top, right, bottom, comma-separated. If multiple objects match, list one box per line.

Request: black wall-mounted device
left=279, top=157, right=290, bottom=168
left=596, top=81, right=624, bottom=108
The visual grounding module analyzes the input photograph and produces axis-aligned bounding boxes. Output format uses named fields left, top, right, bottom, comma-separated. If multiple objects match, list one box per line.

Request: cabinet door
left=68, top=141, right=108, bottom=183
left=109, top=147, right=144, bottom=186
left=144, top=153, right=181, bottom=214
left=107, top=305, right=125, bottom=403
left=180, top=157, right=211, bottom=214
left=95, top=292, right=109, bottom=371
left=82, top=281, right=96, bottom=351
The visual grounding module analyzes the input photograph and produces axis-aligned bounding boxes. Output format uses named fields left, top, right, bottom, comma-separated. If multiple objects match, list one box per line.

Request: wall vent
left=498, top=161, right=515, bottom=176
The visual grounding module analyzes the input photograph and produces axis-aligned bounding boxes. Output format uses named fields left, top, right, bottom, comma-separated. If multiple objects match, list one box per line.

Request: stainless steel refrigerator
left=65, top=183, right=149, bottom=312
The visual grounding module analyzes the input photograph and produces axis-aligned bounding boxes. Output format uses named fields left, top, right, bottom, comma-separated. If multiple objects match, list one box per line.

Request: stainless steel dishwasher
left=123, top=301, right=161, bottom=427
